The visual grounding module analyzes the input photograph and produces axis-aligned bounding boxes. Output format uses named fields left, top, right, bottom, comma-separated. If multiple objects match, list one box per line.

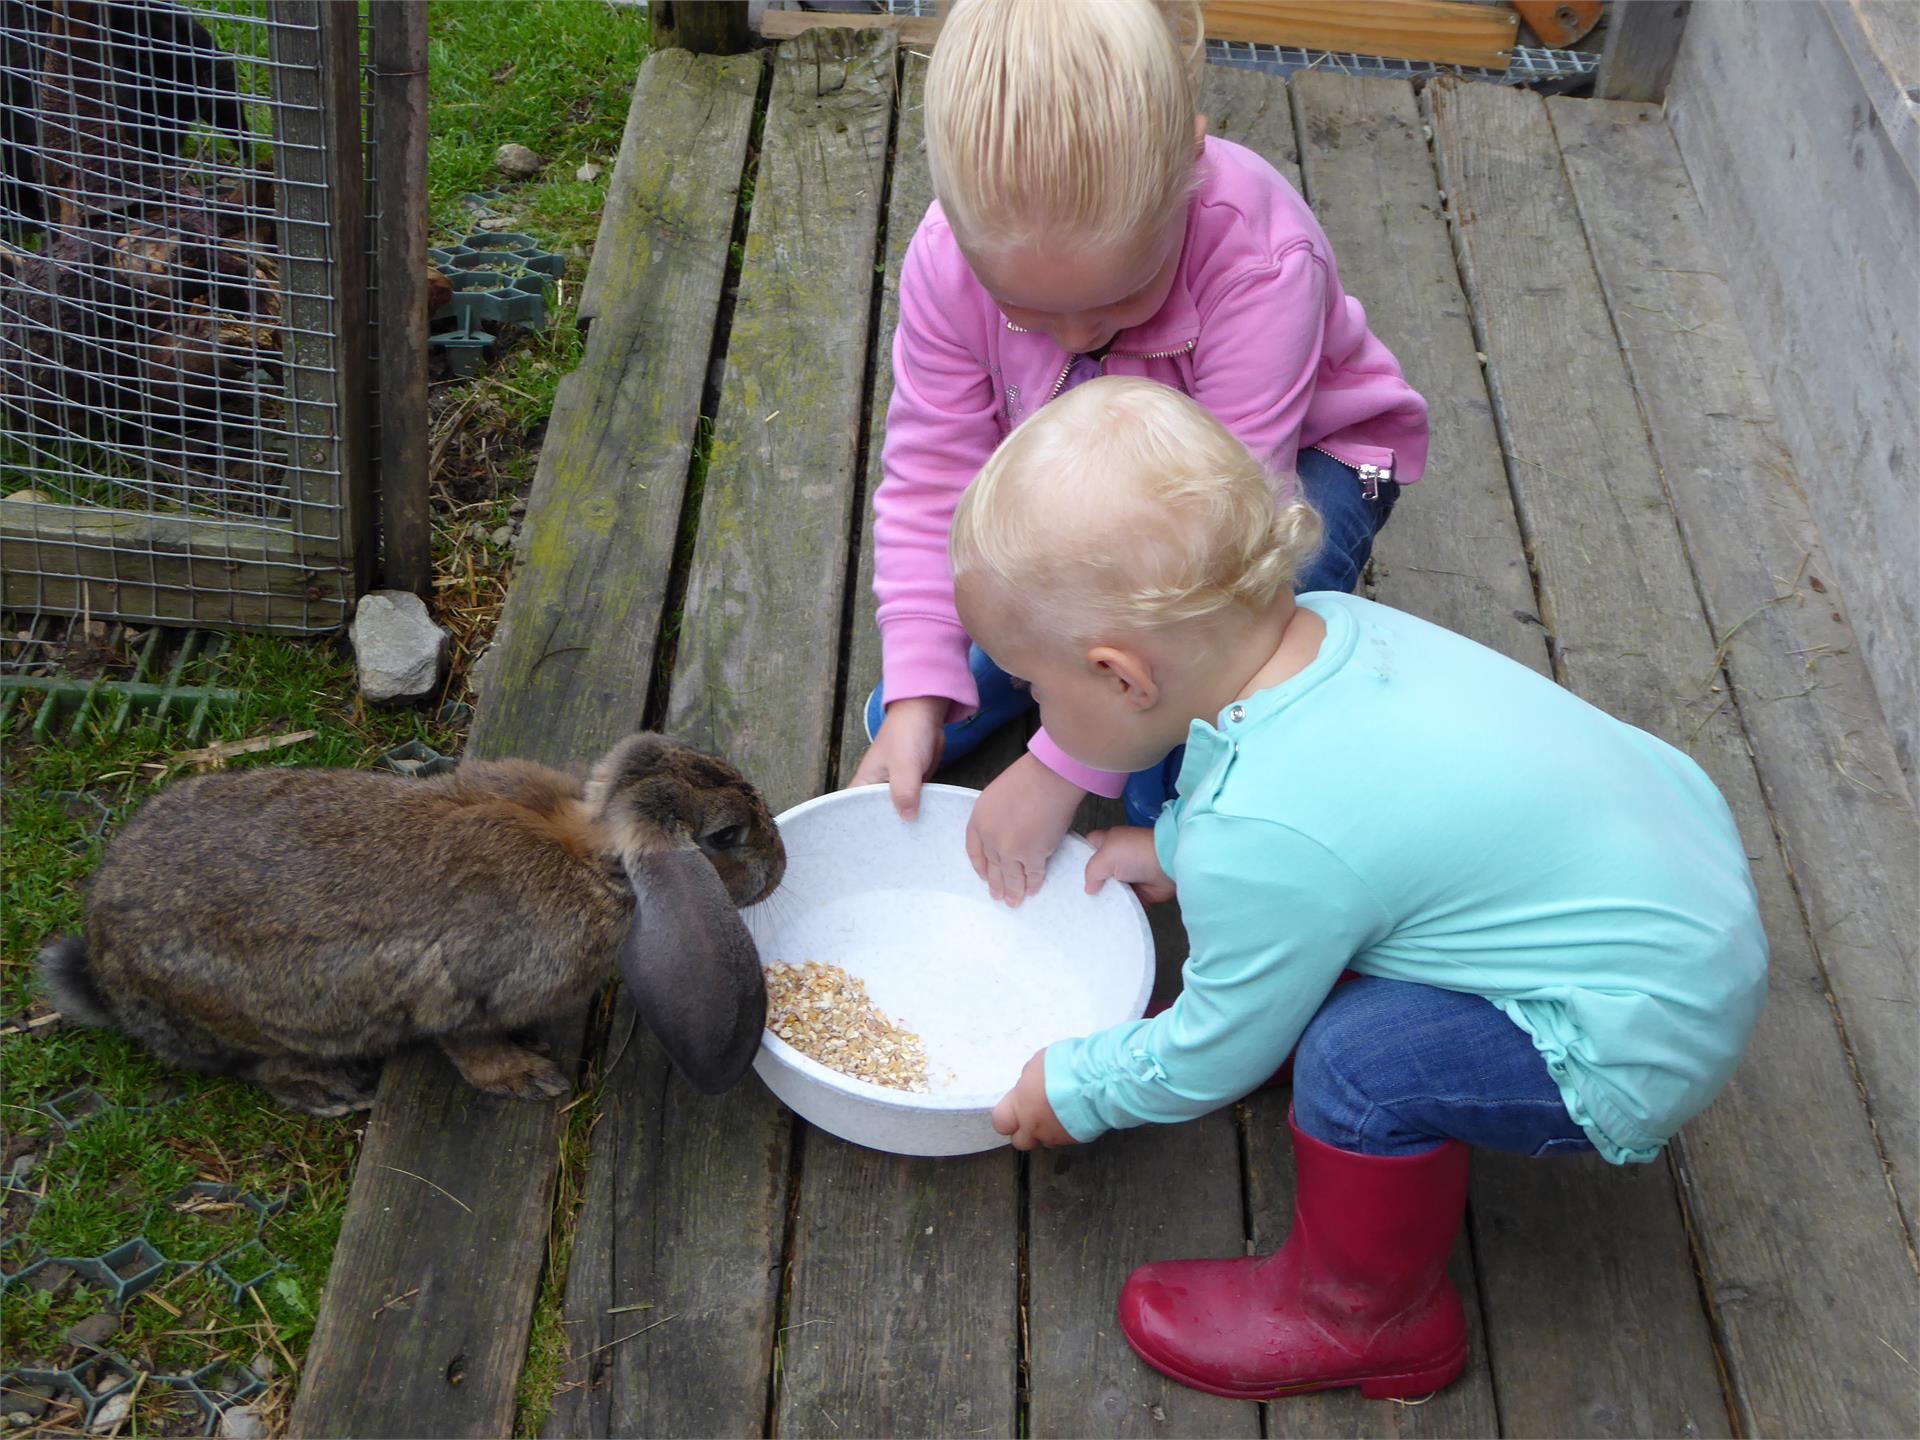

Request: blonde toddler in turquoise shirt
left=949, top=376, right=1765, bottom=1406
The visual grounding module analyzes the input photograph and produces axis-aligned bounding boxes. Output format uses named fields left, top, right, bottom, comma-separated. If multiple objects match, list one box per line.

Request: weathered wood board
left=776, top=53, right=1024, bottom=1440
left=1666, top=0, right=1919, bottom=783
left=468, top=49, right=765, bottom=752
left=290, top=48, right=761, bottom=1440
left=1235, top=71, right=1510, bottom=1440
left=542, top=29, right=897, bottom=1438
left=1018, top=63, right=1320, bottom=1440
left=1551, top=94, right=1918, bottom=1242
left=1200, top=0, right=1519, bottom=70
left=1270, top=70, right=1731, bottom=1439
left=1593, top=0, right=1691, bottom=102
left=1430, top=77, right=1919, bottom=1438
left=0, top=502, right=352, bottom=632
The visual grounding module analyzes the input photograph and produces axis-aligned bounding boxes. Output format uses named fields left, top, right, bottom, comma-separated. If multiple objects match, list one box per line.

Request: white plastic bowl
left=744, top=784, right=1155, bottom=1156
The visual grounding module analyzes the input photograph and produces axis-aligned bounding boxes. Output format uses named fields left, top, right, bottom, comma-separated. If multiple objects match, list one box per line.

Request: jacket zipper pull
left=1356, top=463, right=1388, bottom=500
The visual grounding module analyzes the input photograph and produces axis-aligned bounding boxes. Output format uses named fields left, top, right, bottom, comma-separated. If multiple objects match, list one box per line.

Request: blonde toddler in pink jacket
left=849, top=0, right=1430, bottom=904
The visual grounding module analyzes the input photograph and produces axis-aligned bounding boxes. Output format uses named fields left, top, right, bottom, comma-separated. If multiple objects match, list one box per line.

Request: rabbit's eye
left=704, top=824, right=747, bottom=851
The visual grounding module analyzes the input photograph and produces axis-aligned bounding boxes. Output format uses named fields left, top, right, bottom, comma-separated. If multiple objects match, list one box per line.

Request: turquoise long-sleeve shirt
left=1044, top=593, right=1768, bottom=1163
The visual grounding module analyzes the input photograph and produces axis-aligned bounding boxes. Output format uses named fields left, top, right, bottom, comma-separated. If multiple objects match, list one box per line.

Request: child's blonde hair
left=925, top=0, right=1204, bottom=257
left=952, top=377, right=1322, bottom=646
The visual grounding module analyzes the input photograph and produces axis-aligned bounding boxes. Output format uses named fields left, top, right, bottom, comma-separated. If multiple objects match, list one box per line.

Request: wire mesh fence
left=1, top=0, right=378, bottom=631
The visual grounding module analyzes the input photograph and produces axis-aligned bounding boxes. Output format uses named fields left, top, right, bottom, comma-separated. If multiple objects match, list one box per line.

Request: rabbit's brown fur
left=41, top=733, right=783, bottom=1115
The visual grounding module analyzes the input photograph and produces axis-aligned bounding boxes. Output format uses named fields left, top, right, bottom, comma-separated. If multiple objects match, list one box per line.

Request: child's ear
left=1194, top=114, right=1209, bottom=161
left=1088, top=645, right=1159, bottom=710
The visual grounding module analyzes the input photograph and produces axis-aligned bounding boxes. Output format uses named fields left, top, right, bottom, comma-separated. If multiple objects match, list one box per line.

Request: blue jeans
left=1292, top=977, right=1596, bottom=1158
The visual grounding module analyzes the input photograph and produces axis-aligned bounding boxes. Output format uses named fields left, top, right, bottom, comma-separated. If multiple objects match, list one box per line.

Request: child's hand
left=849, top=696, right=948, bottom=819
left=966, top=754, right=1086, bottom=908
left=992, top=1050, right=1076, bottom=1150
left=1085, top=826, right=1176, bottom=905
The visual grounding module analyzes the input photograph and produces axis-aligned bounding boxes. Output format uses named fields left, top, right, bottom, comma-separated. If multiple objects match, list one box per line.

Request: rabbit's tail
left=38, top=936, right=114, bottom=1028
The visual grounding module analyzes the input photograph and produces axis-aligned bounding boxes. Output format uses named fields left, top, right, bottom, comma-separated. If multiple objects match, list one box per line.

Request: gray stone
left=9, top=1152, right=37, bottom=1180
left=494, top=143, right=543, bottom=179
left=350, top=591, right=449, bottom=705
left=575, top=160, right=603, bottom=183
left=248, top=1351, right=276, bottom=1382
left=63, top=1311, right=119, bottom=1349
left=1, top=1383, right=53, bottom=1421
left=218, top=1404, right=267, bottom=1440
left=87, top=1392, right=130, bottom=1433
left=489, top=524, right=514, bottom=549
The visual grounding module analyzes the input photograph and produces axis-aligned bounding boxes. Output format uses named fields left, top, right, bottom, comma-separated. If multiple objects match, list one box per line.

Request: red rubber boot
left=1117, top=1110, right=1470, bottom=1401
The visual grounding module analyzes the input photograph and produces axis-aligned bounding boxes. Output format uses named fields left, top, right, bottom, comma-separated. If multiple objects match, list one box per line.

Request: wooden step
left=1430, top=77, right=1918, bottom=1438
left=288, top=47, right=763, bottom=1440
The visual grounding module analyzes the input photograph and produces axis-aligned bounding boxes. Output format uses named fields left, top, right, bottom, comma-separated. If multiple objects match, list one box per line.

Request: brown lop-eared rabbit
left=39, top=733, right=785, bottom=1115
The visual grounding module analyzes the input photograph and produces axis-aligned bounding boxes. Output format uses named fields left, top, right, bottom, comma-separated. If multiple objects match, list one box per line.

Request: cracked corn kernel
left=763, top=960, right=929, bottom=1093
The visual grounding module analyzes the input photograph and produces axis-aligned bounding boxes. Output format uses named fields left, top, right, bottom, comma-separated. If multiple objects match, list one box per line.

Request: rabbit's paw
left=251, top=1056, right=381, bottom=1116
left=440, top=1034, right=572, bottom=1103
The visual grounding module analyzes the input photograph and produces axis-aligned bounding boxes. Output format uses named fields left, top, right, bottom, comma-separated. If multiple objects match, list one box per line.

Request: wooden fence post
left=372, top=0, right=432, bottom=595
left=653, top=1, right=756, bottom=54
left=1595, top=0, right=1692, bottom=102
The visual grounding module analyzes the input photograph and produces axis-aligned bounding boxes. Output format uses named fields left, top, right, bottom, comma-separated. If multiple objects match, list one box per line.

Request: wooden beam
left=1430, top=77, right=1918, bottom=1437
left=652, top=0, right=755, bottom=55
left=1595, top=0, right=1691, bottom=101
left=540, top=29, right=897, bottom=1436
left=1512, top=0, right=1603, bottom=47
left=270, top=0, right=374, bottom=598
left=755, top=9, right=942, bottom=47
left=1, top=500, right=351, bottom=631
left=776, top=54, right=1022, bottom=1440
left=1202, top=0, right=1518, bottom=69
left=1550, top=93, right=1918, bottom=1233
left=287, top=47, right=763, bottom=1440
left=371, top=0, right=432, bottom=596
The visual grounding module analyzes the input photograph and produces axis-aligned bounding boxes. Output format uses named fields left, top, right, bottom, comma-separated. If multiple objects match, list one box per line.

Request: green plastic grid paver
left=428, top=230, right=565, bottom=372
left=1, top=621, right=237, bottom=743
left=208, top=1240, right=283, bottom=1306
left=6, top=1351, right=140, bottom=1430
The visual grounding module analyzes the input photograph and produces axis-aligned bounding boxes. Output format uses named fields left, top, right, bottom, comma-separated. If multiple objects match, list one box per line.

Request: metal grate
left=1, top=0, right=371, bottom=632
left=879, top=0, right=1598, bottom=84
left=1202, top=38, right=1596, bottom=84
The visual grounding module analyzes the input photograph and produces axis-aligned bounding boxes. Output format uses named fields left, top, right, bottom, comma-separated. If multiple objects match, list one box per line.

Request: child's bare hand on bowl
left=1086, top=826, right=1176, bottom=906
left=966, top=754, right=1087, bottom=908
left=993, top=1050, right=1077, bottom=1150
left=851, top=695, right=947, bottom=820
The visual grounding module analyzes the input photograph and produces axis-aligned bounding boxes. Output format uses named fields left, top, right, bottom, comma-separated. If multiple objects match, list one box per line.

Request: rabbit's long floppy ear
left=618, top=848, right=767, bottom=1095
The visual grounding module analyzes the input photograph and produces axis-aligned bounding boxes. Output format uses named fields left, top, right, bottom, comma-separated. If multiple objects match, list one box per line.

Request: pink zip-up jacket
left=873, top=135, right=1429, bottom=796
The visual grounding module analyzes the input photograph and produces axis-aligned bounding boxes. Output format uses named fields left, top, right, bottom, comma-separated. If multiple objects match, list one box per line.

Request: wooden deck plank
left=1664, top=0, right=1919, bottom=785
left=1241, top=72, right=1513, bottom=1440
left=1549, top=94, right=1919, bottom=1235
left=289, top=48, right=762, bottom=1440
left=1429, top=78, right=1919, bottom=1439
left=1021, top=64, right=1321, bottom=1440
left=540, top=30, right=897, bottom=1437
left=777, top=54, right=1023, bottom=1440
left=1279, top=72, right=1728, bottom=1439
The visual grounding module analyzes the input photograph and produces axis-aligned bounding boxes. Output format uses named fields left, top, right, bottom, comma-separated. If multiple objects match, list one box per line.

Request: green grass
left=2, top=2, right=650, bottom=1422
left=1, top=638, right=458, bottom=1402
left=426, top=0, right=651, bottom=253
